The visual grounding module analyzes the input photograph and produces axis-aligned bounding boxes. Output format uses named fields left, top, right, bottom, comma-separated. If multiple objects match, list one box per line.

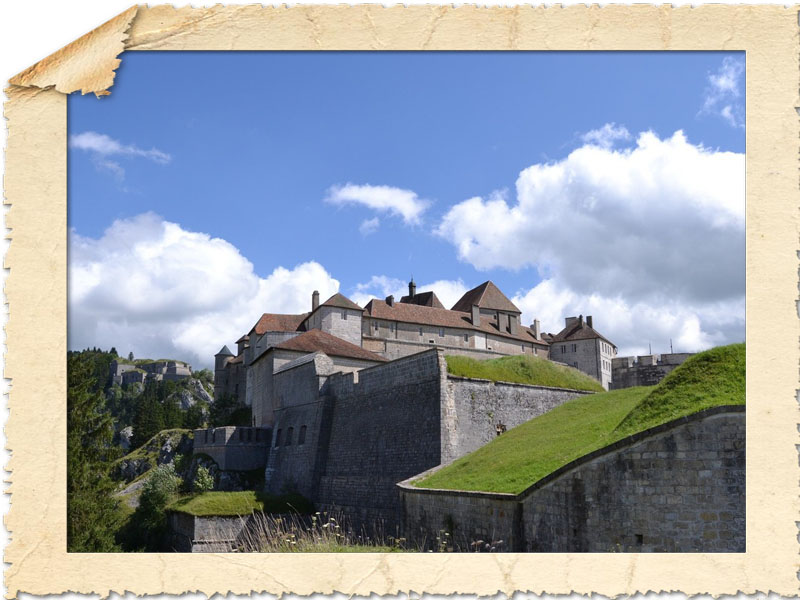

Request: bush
left=119, top=463, right=182, bottom=550
left=193, top=465, right=215, bottom=493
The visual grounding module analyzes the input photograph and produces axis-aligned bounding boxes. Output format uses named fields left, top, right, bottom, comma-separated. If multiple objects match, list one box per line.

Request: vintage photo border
left=4, top=4, right=797, bottom=597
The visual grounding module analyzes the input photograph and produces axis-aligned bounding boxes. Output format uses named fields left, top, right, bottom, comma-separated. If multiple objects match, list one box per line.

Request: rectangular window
left=390, top=322, right=395, bottom=332
left=374, top=321, right=379, bottom=331
left=561, top=346, right=566, bottom=354
left=298, top=425, right=307, bottom=445
left=419, top=327, right=423, bottom=336
left=286, top=427, right=294, bottom=446
left=465, top=334, right=469, bottom=342
left=342, top=310, right=347, bottom=320
left=439, top=328, right=445, bottom=337
left=571, top=343, right=577, bottom=352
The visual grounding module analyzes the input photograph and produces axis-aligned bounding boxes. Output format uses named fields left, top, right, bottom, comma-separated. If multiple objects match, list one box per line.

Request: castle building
left=110, top=359, right=192, bottom=387
left=542, top=315, right=617, bottom=390
left=214, top=280, right=616, bottom=415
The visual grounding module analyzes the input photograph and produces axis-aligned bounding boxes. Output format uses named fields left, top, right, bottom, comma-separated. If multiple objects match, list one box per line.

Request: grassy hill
left=417, top=343, right=745, bottom=494
left=446, top=354, right=605, bottom=392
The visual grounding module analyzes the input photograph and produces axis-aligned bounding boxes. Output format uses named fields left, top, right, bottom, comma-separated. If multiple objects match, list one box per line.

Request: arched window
left=299, top=425, right=307, bottom=445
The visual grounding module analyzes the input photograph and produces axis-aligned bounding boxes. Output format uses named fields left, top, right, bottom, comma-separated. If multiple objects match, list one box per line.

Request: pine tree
left=67, top=353, right=122, bottom=552
left=132, top=382, right=164, bottom=449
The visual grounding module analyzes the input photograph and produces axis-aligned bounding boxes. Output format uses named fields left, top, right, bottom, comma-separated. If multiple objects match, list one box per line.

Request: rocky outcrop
left=114, top=430, right=194, bottom=483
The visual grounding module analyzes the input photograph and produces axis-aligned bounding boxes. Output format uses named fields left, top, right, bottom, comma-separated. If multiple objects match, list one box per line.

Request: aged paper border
left=4, top=4, right=797, bottom=597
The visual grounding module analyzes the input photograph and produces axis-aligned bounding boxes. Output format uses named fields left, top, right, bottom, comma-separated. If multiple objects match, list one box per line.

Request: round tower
left=214, top=345, right=234, bottom=400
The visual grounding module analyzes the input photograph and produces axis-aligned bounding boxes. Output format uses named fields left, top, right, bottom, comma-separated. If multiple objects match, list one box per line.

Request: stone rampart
left=610, top=353, right=694, bottom=390
left=193, top=426, right=271, bottom=471
left=167, top=512, right=257, bottom=552
left=315, top=349, right=446, bottom=533
left=442, top=376, right=594, bottom=462
left=399, top=406, right=745, bottom=552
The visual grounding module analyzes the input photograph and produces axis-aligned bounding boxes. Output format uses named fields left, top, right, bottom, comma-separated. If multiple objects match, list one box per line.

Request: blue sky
left=68, top=51, right=745, bottom=368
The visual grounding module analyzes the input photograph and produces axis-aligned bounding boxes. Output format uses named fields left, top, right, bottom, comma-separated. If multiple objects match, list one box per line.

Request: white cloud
left=324, top=183, right=430, bottom=226
left=436, top=128, right=745, bottom=356
left=69, top=131, right=171, bottom=179
left=351, top=275, right=468, bottom=310
left=359, top=217, right=380, bottom=236
left=581, top=123, right=631, bottom=148
left=700, top=56, right=745, bottom=129
left=69, top=213, right=339, bottom=369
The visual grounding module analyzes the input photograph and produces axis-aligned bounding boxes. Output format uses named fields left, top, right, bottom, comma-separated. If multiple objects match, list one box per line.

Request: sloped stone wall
left=400, top=406, right=745, bottom=552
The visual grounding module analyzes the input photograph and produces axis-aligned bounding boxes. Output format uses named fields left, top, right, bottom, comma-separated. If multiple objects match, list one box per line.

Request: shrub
left=193, top=465, right=215, bottom=493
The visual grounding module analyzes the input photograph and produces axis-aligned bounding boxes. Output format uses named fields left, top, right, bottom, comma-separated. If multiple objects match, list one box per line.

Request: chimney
left=532, top=319, right=541, bottom=340
left=385, top=295, right=394, bottom=306
left=471, top=305, right=480, bottom=326
left=579, top=314, right=584, bottom=327
left=408, top=278, right=416, bottom=298
left=312, top=290, right=319, bottom=311
left=587, top=315, right=593, bottom=329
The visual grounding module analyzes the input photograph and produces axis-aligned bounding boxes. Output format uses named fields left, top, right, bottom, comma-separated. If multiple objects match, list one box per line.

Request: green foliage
left=445, top=354, right=605, bottom=392
left=614, top=343, right=745, bottom=436
left=193, top=465, right=215, bottom=493
left=168, top=491, right=314, bottom=517
left=67, top=353, right=122, bottom=552
left=209, top=393, right=252, bottom=427
left=183, top=402, right=207, bottom=429
left=418, top=344, right=745, bottom=494
left=192, top=368, right=214, bottom=386
left=119, top=463, right=183, bottom=551
left=132, top=383, right=165, bottom=449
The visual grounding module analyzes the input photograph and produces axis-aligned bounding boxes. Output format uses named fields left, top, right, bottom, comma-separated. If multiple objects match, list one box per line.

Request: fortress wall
left=315, top=349, right=446, bottom=532
left=193, top=426, right=271, bottom=471
left=263, top=359, right=329, bottom=497
left=399, top=407, right=744, bottom=552
left=363, top=336, right=510, bottom=362
left=441, top=377, right=593, bottom=463
left=522, top=408, right=745, bottom=552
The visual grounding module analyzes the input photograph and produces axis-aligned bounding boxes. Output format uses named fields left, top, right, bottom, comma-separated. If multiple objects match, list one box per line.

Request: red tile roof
left=399, top=291, right=445, bottom=309
left=321, top=293, right=362, bottom=311
left=451, top=281, right=521, bottom=314
left=251, top=313, right=309, bottom=335
left=363, top=299, right=548, bottom=346
left=273, top=329, right=388, bottom=362
left=549, top=320, right=616, bottom=348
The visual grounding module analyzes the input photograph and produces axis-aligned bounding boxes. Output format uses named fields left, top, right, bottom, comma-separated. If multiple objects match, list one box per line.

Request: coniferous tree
left=132, top=382, right=164, bottom=448
left=67, top=353, right=121, bottom=552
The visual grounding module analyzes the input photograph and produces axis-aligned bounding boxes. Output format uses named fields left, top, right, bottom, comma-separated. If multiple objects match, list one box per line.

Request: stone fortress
left=188, top=279, right=743, bottom=552
left=110, top=358, right=193, bottom=387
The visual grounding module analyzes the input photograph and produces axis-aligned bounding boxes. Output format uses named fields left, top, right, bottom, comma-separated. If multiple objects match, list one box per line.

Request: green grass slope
left=417, top=343, right=744, bottom=494
left=446, top=354, right=605, bottom=392
left=167, top=491, right=313, bottom=517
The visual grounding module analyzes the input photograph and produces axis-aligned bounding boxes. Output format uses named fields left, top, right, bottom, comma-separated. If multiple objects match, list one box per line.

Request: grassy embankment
left=445, top=354, right=605, bottom=392
left=167, top=491, right=313, bottom=517
left=167, top=492, right=405, bottom=552
left=418, top=343, right=745, bottom=494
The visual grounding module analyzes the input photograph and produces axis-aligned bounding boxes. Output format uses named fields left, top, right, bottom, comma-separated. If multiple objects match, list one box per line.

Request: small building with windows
left=543, top=315, right=617, bottom=389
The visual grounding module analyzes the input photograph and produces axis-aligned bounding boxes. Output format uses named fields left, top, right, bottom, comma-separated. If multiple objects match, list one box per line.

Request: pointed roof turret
left=215, top=345, right=234, bottom=356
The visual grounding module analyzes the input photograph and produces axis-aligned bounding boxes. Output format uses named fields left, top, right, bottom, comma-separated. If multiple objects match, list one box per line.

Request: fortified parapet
left=610, top=352, right=694, bottom=390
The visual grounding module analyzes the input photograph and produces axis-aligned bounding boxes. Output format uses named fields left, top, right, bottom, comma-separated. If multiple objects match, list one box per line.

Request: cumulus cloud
left=351, top=275, right=468, bottom=310
left=325, top=183, right=430, bottom=226
left=700, top=56, right=745, bottom=128
left=69, top=131, right=171, bottom=179
left=437, top=128, right=744, bottom=356
left=581, top=123, right=631, bottom=148
left=69, top=213, right=339, bottom=369
left=359, top=217, right=380, bottom=236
